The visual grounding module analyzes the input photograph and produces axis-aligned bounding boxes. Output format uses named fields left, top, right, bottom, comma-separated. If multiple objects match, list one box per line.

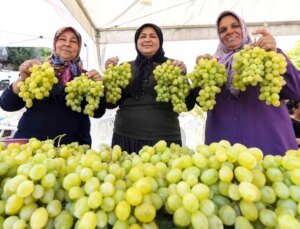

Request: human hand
left=18, top=59, right=42, bottom=81
left=172, top=59, right=187, bottom=74
left=105, top=56, right=119, bottom=69
left=252, top=29, right=276, bottom=51
left=12, top=59, right=42, bottom=94
left=195, top=54, right=214, bottom=64
left=86, top=69, right=102, bottom=81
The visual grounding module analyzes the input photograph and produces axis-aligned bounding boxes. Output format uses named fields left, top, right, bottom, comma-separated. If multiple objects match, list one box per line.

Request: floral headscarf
left=214, top=11, right=253, bottom=96
left=49, top=27, right=83, bottom=85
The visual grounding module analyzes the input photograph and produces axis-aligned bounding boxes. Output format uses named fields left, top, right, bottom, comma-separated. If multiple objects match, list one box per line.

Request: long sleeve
left=204, top=49, right=300, bottom=156
left=93, top=98, right=106, bottom=118
left=0, top=84, right=25, bottom=111
left=185, top=87, right=198, bottom=111
left=278, top=48, right=300, bottom=100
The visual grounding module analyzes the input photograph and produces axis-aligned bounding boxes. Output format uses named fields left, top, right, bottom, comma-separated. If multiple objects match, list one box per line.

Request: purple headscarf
left=215, top=11, right=253, bottom=95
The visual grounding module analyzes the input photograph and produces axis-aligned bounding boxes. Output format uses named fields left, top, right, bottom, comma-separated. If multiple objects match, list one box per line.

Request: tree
left=287, top=41, right=300, bottom=70
left=39, top=47, right=52, bottom=61
left=5, top=47, right=51, bottom=70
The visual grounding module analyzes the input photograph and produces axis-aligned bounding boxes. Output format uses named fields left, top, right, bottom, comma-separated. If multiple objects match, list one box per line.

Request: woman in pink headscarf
left=0, top=27, right=106, bottom=146
left=195, top=10, right=300, bottom=155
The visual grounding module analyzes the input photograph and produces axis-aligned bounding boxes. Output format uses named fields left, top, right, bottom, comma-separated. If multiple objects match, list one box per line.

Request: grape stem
left=53, top=134, right=67, bottom=147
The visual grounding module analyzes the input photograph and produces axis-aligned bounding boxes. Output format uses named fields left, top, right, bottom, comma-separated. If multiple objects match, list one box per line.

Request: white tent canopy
left=58, top=0, right=300, bottom=43
left=0, top=0, right=93, bottom=68
left=55, top=0, right=300, bottom=69
left=0, top=0, right=79, bottom=47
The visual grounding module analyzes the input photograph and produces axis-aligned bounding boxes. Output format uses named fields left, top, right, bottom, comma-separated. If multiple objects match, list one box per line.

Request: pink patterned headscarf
left=50, top=27, right=83, bottom=85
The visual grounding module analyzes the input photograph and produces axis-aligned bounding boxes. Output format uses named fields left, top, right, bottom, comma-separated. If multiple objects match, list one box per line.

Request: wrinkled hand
left=12, top=59, right=42, bottom=94
left=18, top=59, right=42, bottom=81
left=86, top=69, right=102, bottom=81
left=252, top=29, right=276, bottom=51
left=195, top=54, right=215, bottom=64
left=105, top=56, right=119, bottom=69
left=172, top=59, right=187, bottom=74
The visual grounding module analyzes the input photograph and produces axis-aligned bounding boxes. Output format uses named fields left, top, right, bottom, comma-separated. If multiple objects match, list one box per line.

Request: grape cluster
left=233, top=45, right=287, bottom=106
left=153, top=60, right=190, bottom=113
left=65, top=73, right=104, bottom=117
left=187, top=58, right=227, bottom=111
left=1, top=138, right=300, bottom=228
left=103, top=62, right=131, bottom=104
left=17, top=62, right=58, bottom=108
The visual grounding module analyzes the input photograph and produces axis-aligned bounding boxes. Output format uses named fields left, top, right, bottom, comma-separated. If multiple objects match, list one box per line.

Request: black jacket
left=0, top=83, right=106, bottom=146
left=106, top=60, right=196, bottom=141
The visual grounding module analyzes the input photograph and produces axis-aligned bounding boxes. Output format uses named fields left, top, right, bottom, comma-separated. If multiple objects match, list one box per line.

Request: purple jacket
left=205, top=49, right=300, bottom=155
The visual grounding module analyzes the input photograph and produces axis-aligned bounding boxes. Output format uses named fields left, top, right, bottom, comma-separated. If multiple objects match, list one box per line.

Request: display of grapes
left=65, top=73, right=104, bottom=117
left=103, top=62, right=131, bottom=104
left=233, top=45, right=287, bottom=107
left=1, top=138, right=300, bottom=228
left=17, top=62, right=58, bottom=108
left=153, top=60, right=190, bottom=113
left=187, top=58, right=227, bottom=112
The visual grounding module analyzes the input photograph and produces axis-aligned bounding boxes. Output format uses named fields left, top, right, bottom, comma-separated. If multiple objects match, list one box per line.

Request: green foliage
left=6, top=47, right=34, bottom=69
left=287, top=41, right=300, bottom=70
left=5, top=47, right=52, bottom=70
left=39, top=47, right=52, bottom=61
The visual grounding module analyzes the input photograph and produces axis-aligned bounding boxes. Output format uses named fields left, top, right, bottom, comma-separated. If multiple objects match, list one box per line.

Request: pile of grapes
left=65, top=73, right=104, bottom=117
left=0, top=138, right=300, bottom=228
left=187, top=58, right=227, bottom=111
left=103, top=62, right=131, bottom=104
left=17, top=62, right=58, bottom=108
left=153, top=60, right=190, bottom=113
left=233, top=45, right=287, bottom=106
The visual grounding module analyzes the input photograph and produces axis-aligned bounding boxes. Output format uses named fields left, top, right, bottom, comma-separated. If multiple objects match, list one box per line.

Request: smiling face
left=55, top=30, right=80, bottom=61
left=218, top=14, right=243, bottom=51
left=137, top=26, right=160, bottom=58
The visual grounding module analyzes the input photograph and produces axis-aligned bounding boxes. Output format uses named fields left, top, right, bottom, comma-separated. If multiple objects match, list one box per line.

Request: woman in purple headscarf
left=0, top=27, right=106, bottom=146
left=195, top=10, right=300, bottom=155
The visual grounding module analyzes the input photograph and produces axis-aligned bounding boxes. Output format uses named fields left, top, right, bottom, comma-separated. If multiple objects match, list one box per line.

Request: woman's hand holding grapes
left=86, top=69, right=102, bottom=81
left=105, top=56, right=119, bottom=69
left=253, top=29, right=277, bottom=52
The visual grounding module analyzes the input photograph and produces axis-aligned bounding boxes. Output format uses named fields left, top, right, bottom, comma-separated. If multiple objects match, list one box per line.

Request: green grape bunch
left=65, top=73, right=104, bottom=117
left=232, top=45, right=266, bottom=90
left=233, top=45, right=287, bottom=107
left=17, top=62, right=58, bottom=108
left=259, top=50, right=287, bottom=106
left=187, top=58, right=227, bottom=112
left=103, top=62, right=131, bottom=104
left=153, top=59, right=190, bottom=113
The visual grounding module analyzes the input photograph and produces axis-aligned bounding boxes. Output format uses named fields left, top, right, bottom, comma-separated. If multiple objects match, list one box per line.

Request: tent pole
left=95, top=30, right=102, bottom=71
